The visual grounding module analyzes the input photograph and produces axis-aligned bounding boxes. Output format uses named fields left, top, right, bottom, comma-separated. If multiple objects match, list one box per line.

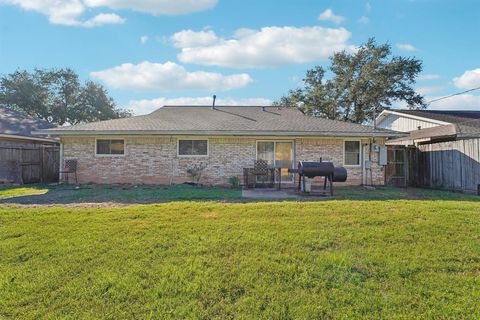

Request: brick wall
left=61, top=136, right=385, bottom=186
left=295, top=138, right=385, bottom=185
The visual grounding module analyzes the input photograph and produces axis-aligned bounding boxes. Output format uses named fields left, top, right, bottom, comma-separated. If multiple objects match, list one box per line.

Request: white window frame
left=343, top=140, right=362, bottom=167
left=177, top=138, right=209, bottom=158
left=95, top=138, right=126, bottom=157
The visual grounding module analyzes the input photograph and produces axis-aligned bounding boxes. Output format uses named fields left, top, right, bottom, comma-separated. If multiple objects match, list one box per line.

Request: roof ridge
left=160, top=105, right=279, bottom=108
left=395, top=109, right=480, bottom=114
left=0, top=106, right=51, bottom=123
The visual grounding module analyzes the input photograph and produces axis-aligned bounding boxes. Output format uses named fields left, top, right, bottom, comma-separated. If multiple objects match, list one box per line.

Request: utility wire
left=426, top=86, right=480, bottom=105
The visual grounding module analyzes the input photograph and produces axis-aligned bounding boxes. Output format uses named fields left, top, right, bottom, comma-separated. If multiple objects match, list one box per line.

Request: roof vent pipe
left=212, top=95, right=216, bottom=110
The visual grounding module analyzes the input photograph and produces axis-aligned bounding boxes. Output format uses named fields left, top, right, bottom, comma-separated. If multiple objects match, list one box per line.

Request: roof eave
left=386, top=133, right=459, bottom=146
left=33, top=129, right=402, bottom=138
left=0, top=133, right=59, bottom=143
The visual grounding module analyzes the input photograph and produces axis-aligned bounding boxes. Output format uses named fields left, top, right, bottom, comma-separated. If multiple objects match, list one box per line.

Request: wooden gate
left=0, top=145, right=59, bottom=184
left=385, top=146, right=407, bottom=187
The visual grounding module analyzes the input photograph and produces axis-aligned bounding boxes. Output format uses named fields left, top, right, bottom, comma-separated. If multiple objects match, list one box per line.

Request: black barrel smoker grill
left=297, top=160, right=348, bottom=195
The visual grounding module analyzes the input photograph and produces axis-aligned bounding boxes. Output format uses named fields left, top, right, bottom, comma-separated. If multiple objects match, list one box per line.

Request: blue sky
left=0, top=0, right=479, bottom=114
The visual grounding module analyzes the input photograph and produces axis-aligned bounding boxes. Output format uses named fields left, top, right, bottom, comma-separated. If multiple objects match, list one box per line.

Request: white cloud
left=418, top=74, right=440, bottom=81
left=128, top=97, right=273, bottom=115
left=140, top=35, right=149, bottom=44
left=453, top=68, right=480, bottom=89
left=90, top=61, right=253, bottom=91
left=358, top=16, right=369, bottom=24
left=83, top=0, right=217, bottom=15
left=0, top=0, right=216, bottom=26
left=82, top=13, right=125, bottom=27
left=318, top=9, right=346, bottom=25
left=396, top=43, right=417, bottom=52
left=416, top=85, right=445, bottom=95
left=174, top=26, right=354, bottom=68
left=171, top=29, right=219, bottom=48
left=426, top=94, right=480, bottom=111
left=0, top=0, right=85, bottom=25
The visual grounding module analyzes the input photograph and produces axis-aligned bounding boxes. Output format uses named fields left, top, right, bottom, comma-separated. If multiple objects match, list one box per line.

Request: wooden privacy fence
left=0, top=146, right=59, bottom=184
left=409, top=138, right=480, bottom=193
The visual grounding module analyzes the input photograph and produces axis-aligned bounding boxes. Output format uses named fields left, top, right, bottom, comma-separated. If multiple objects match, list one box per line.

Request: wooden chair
left=59, top=159, right=78, bottom=184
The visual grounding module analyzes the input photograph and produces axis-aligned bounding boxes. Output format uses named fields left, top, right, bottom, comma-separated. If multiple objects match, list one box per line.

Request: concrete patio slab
left=242, top=189, right=300, bottom=199
left=241, top=188, right=334, bottom=200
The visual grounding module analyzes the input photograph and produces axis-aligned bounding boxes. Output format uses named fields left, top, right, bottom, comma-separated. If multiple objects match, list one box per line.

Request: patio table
left=272, top=167, right=298, bottom=190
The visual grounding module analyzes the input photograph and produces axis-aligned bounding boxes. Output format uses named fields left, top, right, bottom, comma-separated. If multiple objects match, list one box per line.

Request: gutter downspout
left=362, top=142, right=368, bottom=185
left=59, top=141, right=64, bottom=183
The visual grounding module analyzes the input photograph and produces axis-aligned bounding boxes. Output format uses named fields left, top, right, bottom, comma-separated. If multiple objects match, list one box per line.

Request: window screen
left=96, top=139, right=125, bottom=155
left=344, top=141, right=360, bottom=165
left=178, top=140, right=208, bottom=156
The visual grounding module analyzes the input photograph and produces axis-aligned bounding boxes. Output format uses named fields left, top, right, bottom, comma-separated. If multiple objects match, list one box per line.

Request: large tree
left=274, top=38, right=425, bottom=124
left=0, top=68, right=131, bottom=125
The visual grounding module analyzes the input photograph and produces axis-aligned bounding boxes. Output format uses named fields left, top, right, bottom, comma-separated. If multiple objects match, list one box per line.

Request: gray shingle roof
left=392, top=109, right=480, bottom=124
left=0, top=107, right=55, bottom=137
left=37, top=106, right=400, bottom=137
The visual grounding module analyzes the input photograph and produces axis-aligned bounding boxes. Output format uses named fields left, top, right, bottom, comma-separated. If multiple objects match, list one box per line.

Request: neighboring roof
left=35, top=106, right=401, bottom=137
left=387, top=118, right=480, bottom=145
left=0, top=107, right=57, bottom=142
left=377, top=109, right=480, bottom=126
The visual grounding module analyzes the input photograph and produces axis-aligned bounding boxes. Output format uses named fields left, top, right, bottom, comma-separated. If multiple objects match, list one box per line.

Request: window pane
left=275, top=142, right=292, bottom=167
left=96, top=140, right=110, bottom=154
left=257, top=142, right=274, bottom=165
left=344, top=141, right=360, bottom=165
left=193, top=140, right=208, bottom=155
left=345, top=141, right=360, bottom=152
left=110, top=140, right=124, bottom=154
left=345, top=153, right=360, bottom=165
left=178, top=140, right=193, bottom=155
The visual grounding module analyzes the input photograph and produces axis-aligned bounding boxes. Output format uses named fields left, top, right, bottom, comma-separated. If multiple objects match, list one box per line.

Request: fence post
left=40, top=146, right=44, bottom=183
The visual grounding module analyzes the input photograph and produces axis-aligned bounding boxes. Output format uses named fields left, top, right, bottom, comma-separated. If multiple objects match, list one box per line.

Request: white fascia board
left=377, top=110, right=451, bottom=126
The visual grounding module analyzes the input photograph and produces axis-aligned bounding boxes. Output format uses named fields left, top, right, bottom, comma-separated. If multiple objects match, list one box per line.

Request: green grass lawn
left=1, top=201, right=479, bottom=319
left=0, top=186, right=49, bottom=199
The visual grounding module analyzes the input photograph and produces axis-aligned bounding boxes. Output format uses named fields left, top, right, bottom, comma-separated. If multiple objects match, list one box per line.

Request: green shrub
left=228, top=176, right=240, bottom=189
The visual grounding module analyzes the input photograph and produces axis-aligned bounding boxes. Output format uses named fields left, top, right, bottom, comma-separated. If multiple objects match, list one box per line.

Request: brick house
left=36, top=106, right=399, bottom=186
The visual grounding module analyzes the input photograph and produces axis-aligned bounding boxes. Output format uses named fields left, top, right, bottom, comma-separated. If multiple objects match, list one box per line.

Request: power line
left=426, top=86, right=480, bottom=105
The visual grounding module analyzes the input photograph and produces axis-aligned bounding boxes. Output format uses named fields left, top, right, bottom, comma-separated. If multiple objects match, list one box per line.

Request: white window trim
left=177, top=138, right=209, bottom=157
left=343, top=140, right=362, bottom=167
left=95, top=138, right=126, bottom=157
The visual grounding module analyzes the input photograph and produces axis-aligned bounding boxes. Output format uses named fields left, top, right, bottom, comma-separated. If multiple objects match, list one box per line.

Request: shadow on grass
left=0, top=183, right=479, bottom=205
left=0, top=184, right=243, bottom=205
